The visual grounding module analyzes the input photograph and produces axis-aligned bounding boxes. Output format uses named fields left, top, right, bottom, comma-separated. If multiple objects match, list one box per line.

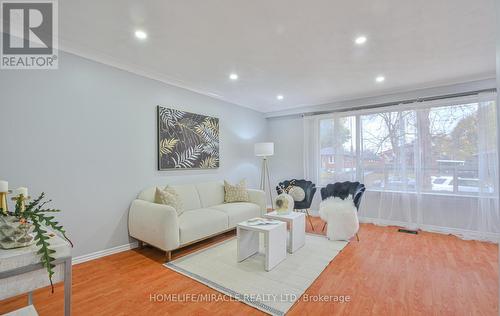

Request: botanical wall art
left=157, top=106, right=220, bottom=170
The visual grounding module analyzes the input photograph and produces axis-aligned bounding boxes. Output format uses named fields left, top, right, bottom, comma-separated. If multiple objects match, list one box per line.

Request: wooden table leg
left=305, top=209, right=315, bottom=231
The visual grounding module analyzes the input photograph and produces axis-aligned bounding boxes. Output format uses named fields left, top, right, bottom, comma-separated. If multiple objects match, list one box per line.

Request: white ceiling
left=59, top=0, right=496, bottom=113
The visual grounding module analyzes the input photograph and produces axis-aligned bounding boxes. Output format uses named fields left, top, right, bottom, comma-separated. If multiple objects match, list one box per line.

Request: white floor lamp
left=255, top=142, right=274, bottom=211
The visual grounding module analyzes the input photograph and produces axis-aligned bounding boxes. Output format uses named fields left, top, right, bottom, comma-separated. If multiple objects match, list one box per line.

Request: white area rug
left=164, top=234, right=347, bottom=315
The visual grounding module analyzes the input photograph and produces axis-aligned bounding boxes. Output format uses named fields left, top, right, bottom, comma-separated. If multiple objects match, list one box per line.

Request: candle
left=15, top=187, right=28, bottom=197
left=0, top=180, right=7, bottom=193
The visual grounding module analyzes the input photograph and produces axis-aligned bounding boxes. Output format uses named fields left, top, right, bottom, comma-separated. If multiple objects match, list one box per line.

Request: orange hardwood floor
left=0, top=218, right=498, bottom=316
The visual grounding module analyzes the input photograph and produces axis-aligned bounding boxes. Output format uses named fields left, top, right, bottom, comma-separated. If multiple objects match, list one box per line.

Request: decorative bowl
left=0, top=215, right=35, bottom=249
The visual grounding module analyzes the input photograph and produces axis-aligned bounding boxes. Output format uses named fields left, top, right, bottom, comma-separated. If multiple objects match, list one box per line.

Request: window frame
left=315, top=94, right=497, bottom=197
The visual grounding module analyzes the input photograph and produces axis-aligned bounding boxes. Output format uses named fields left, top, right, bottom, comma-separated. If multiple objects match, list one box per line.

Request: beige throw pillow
left=155, top=186, right=184, bottom=216
left=224, top=180, right=249, bottom=203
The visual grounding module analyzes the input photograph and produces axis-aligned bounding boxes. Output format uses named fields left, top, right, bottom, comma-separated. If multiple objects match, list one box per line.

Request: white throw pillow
left=155, top=186, right=184, bottom=216
left=288, top=186, right=305, bottom=202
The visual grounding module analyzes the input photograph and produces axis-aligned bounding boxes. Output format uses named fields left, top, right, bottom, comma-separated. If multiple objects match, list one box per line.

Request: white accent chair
left=319, top=197, right=359, bottom=241
left=128, top=181, right=266, bottom=261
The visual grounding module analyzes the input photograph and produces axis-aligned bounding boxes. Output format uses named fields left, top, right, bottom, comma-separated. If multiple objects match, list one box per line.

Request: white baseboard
left=72, top=241, right=138, bottom=265
left=359, top=216, right=500, bottom=243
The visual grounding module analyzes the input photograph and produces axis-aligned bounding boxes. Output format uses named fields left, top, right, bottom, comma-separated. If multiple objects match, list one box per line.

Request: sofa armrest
left=247, top=189, right=266, bottom=216
left=128, top=199, right=180, bottom=251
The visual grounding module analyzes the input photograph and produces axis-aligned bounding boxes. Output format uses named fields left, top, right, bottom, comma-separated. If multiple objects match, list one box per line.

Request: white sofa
left=128, top=181, right=266, bottom=261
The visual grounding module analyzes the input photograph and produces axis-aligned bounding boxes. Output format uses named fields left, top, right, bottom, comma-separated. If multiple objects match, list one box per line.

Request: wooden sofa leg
left=322, top=222, right=327, bottom=232
left=138, top=241, right=144, bottom=249
left=356, top=233, right=360, bottom=242
left=166, top=251, right=172, bottom=262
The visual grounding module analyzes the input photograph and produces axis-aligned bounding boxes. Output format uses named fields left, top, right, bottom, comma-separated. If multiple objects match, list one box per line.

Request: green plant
left=1, top=192, right=72, bottom=292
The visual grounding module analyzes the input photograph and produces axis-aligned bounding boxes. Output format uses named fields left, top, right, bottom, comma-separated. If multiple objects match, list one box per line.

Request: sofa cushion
left=210, top=202, right=261, bottom=227
left=170, top=184, right=202, bottom=211
left=196, top=181, right=224, bottom=208
left=178, top=209, right=228, bottom=244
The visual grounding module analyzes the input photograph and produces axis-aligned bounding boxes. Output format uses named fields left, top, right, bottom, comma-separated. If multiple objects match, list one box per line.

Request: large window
left=319, top=116, right=356, bottom=185
left=421, top=103, right=481, bottom=194
left=360, top=110, right=416, bottom=192
left=317, top=98, right=497, bottom=196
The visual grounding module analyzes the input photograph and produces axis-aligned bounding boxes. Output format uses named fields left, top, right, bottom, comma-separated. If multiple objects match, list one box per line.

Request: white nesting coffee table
left=264, top=211, right=305, bottom=253
left=237, top=219, right=287, bottom=271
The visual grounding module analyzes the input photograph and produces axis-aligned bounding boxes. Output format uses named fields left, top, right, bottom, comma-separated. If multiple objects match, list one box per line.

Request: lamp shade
left=0, top=181, right=8, bottom=192
left=255, top=142, right=274, bottom=157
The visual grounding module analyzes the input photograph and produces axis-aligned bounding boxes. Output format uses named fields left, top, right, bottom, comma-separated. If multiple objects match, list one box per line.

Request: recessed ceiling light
left=276, top=95, right=284, bottom=100
left=229, top=73, right=238, bottom=80
left=355, top=36, right=367, bottom=45
left=134, top=30, right=147, bottom=40
left=375, top=75, right=385, bottom=83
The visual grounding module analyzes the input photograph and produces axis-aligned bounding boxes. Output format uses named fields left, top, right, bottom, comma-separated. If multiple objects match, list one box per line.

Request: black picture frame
left=157, top=106, right=220, bottom=170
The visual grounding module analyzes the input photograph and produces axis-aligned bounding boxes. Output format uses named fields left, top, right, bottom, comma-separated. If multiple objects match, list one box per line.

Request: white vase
left=275, top=193, right=294, bottom=215
left=0, top=216, right=35, bottom=249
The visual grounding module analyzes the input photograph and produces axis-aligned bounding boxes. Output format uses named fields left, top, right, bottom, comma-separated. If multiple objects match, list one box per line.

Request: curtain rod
left=303, top=88, right=497, bottom=117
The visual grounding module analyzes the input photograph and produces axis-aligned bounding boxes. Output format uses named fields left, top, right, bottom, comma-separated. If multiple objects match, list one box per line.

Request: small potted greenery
left=0, top=192, right=72, bottom=292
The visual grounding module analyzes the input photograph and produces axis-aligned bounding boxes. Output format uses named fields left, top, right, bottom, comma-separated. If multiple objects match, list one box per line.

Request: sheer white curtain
left=303, top=116, right=319, bottom=184
left=475, top=94, right=500, bottom=236
left=304, top=93, right=499, bottom=242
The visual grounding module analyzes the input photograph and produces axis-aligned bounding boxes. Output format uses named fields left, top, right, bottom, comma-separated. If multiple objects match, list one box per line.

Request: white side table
left=237, top=220, right=287, bottom=271
left=264, top=211, right=305, bottom=253
left=0, top=234, right=72, bottom=316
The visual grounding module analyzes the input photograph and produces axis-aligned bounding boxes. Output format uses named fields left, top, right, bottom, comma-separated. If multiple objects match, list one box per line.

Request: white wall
left=0, top=52, right=267, bottom=257
left=266, top=116, right=304, bottom=203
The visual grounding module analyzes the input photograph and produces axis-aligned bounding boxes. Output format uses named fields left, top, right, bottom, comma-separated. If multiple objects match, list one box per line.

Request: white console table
left=0, top=234, right=72, bottom=316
